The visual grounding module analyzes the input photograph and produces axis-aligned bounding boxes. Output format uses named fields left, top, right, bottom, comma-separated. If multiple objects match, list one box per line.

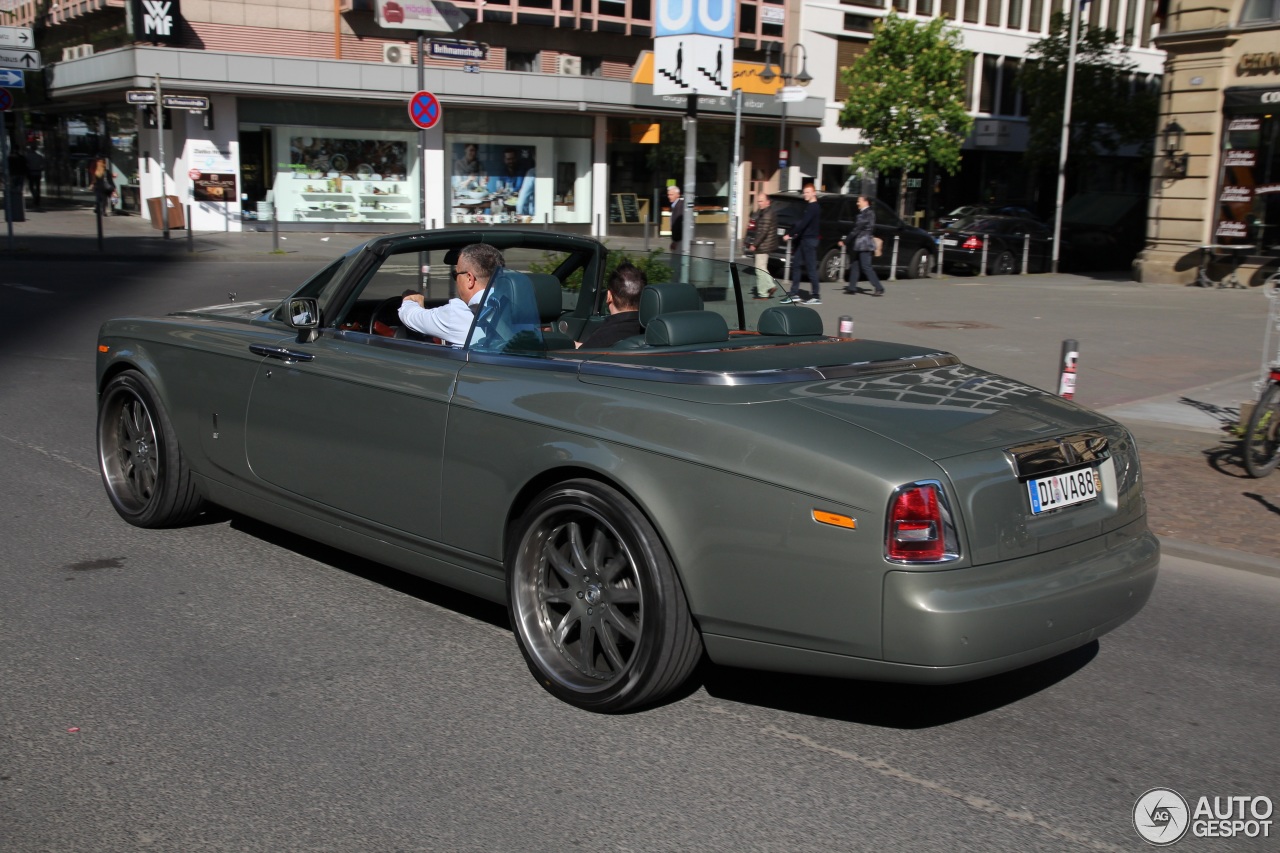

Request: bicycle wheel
left=1243, top=382, right=1280, bottom=478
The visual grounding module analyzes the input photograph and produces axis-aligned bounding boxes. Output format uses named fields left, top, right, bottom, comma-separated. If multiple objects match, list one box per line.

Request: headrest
left=757, top=306, right=824, bottom=337
left=644, top=310, right=730, bottom=347
left=527, top=273, right=564, bottom=323
left=639, top=283, right=702, bottom=325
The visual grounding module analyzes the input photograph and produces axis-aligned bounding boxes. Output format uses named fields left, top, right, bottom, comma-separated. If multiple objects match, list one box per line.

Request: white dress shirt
left=398, top=289, right=486, bottom=347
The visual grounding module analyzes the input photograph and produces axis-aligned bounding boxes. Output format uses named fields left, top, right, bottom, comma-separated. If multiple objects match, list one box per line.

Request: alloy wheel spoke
left=597, top=621, right=628, bottom=671
left=603, top=606, right=640, bottom=642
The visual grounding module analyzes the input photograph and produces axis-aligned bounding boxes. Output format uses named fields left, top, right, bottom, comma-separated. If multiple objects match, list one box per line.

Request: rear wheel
left=97, top=370, right=205, bottom=527
left=1243, top=383, right=1280, bottom=478
left=507, top=480, right=702, bottom=712
left=989, top=251, right=1016, bottom=276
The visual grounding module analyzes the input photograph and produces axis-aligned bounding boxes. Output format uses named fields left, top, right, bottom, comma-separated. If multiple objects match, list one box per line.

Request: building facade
left=1139, top=0, right=1280, bottom=285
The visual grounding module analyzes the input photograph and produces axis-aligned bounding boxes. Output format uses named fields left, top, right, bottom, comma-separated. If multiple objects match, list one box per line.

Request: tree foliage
left=1020, top=13, right=1158, bottom=171
left=838, top=13, right=973, bottom=214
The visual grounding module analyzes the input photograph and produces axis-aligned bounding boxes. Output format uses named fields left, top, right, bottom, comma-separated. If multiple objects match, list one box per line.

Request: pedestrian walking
left=745, top=191, right=779, bottom=298
left=781, top=184, right=821, bottom=304
left=667, top=185, right=685, bottom=253
left=91, top=157, right=117, bottom=216
left=840, top=195, right=884, bottom=296
left=5, top=146, right=27, bottom=222
left=25, top=144, right=45, bottom=208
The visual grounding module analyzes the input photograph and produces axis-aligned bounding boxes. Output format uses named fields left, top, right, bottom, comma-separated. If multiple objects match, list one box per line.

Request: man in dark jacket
left=839, top=195, right=884, bottom=296
left=781, top=184, right=821, bottom=304
left=745, top=192, right=779, bottom=298
left=578, top=262, right=647, bottom=348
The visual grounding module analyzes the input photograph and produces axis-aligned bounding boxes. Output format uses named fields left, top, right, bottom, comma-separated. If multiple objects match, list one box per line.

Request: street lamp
left=760, top=43, right=812, bottom=192
left=1161, top=120, right=1188, bottom=179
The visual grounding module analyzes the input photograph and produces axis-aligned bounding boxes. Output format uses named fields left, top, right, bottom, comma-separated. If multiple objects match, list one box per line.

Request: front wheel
left=507, top=480, right=702, bottom=712
left=819, top=248, right=845, bottom=282
left=97, top=370, right=206, bottom=527
left=989, top=251, right=1016, bottom=276
left=1243, top=382, right=1280, bottom=478
left=903, top=248, right=931, bottom=279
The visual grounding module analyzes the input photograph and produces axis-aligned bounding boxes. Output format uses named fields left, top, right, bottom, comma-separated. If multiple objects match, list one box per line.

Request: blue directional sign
left=0, top=68, right=25, bottom=87
left=408, top=90, right=441, bottom=130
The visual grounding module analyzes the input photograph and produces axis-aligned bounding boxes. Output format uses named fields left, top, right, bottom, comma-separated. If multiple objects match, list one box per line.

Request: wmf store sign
left=652, top=0, right=735, bottom=97
left=130, top=0, right=183, bottom=45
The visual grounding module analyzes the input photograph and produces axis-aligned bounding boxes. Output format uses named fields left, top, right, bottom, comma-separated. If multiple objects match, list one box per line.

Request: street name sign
left=0, top=26, right=34, bottom=49
left=776, top=86, right=806, bottom=103
left=0, top=47, right=41, bottom=71
left=428, top=39, right=487, bottom=61
left=163, top=94, right=209, bottom=110
left=0, top=68, right=24, bottom=87
left=126, top=89, right=157, bottom=104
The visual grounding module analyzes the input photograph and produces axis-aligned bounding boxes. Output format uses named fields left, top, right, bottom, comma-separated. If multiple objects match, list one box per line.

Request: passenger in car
left=399, top=243, right=504, bottom=346
left=577, top=262, right=647, bottom=349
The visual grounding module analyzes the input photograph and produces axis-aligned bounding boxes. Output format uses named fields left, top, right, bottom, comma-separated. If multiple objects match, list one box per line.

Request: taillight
left=961, top=236, right=983, bottom=250
left=886, top=482, right=957, bottom=563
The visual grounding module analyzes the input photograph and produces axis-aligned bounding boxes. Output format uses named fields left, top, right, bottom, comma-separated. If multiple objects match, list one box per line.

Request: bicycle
left=1242, top=272, right=1280, bottom=477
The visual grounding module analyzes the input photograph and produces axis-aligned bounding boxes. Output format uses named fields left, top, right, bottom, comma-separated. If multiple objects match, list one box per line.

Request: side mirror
left=286, top=297, right=320, bottom=343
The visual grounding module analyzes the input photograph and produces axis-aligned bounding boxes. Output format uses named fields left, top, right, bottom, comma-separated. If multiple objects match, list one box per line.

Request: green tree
left=838, top=13, right=973, bottom=217
left=1020, top=13, right=1158, bottom=173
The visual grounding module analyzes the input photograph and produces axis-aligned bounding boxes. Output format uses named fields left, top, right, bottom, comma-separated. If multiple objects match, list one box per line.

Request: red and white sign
left=188, top=168, right=202, bottom=180
left=408, top=90, right=441, bottom=130
left=0, top=89, right=12, bottom=112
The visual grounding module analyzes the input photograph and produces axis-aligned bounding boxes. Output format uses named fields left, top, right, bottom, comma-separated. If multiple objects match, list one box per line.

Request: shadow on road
left=698, top=641, right=1099, bottom=728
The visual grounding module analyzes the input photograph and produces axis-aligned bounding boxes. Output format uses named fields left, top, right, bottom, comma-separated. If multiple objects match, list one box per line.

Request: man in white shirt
left=398, top=243, right=504, bottom=346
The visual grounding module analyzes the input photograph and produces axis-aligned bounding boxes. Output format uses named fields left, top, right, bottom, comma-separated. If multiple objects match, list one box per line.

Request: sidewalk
left=6, top=200, right=1279, bottom=574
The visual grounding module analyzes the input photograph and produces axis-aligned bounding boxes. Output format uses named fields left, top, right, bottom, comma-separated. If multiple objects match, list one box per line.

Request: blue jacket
left=788, top=200, right=820, bottom=242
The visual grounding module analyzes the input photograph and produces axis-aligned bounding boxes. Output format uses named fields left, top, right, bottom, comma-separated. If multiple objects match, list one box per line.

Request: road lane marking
left=0, top=434, right=97, bottom=476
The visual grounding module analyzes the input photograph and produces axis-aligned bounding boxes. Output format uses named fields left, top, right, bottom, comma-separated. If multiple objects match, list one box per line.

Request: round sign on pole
left=0, top=90, right=13, bottom=112
left=409, top=91, right=441, bottom=130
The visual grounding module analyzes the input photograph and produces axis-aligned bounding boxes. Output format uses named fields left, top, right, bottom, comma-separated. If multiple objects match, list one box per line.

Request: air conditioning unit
left=557, top=55, right=581, bottom=76
left=61, top=44, right=95, bottom=61
left=382, top=44, right=413, bottom=65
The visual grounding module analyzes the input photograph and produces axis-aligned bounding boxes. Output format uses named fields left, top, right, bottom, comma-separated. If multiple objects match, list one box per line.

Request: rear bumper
left=882, top=518, right=1158, bottom=668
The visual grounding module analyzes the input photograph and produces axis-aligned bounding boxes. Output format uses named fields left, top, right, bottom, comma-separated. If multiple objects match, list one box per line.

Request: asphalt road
left=2, top=259, right=1278, bottom=851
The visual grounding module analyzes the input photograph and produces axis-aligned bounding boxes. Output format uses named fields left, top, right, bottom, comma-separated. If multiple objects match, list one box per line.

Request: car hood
left=789, top=364, right=1109, bottom=460
left=174, top=300, right=279, bottom=321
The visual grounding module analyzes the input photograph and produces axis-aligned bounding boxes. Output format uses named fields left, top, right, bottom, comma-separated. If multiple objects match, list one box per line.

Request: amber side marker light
left=98, top=345, right=110, bottom=353
left=812, top=510, right=856, bottom=529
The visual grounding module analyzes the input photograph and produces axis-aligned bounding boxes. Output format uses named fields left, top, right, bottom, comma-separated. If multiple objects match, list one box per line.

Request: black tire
left=97, top=370, right=205, bottom=527
left=1243, top=383, right=1280, bottom=478
left=507, top=479, right=702, bottom=712
left=903, top=248, right=931, bottom=279
left=990, top=251, right=1016, bottom=276
left=819, top=248, right=845, bottom=282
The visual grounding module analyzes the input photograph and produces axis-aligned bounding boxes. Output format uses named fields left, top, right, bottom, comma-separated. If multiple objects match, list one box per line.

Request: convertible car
left=96, top=229, right=1159, bottom=713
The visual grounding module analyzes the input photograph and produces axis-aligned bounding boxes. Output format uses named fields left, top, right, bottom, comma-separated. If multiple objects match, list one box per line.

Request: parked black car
left=748, top=191, right=937, bottom=281
left=932, top=203, right=1040, bottom=231
left=936, top=215, right=1056, bottom=275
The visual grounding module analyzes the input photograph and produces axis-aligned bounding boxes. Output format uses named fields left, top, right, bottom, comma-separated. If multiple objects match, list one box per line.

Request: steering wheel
left=369, top=296, right=406, bottom=338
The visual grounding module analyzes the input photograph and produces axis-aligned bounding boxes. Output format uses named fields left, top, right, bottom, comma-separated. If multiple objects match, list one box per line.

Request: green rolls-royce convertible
left=96, top=229, right=1158, bottom=713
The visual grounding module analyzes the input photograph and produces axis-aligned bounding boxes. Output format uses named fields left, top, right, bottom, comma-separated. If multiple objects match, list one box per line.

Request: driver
left=398, top=243, right=504, bottom=346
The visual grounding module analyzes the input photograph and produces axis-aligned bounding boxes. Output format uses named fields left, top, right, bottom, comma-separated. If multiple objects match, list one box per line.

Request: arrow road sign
left=0, top=48, right=41, bottom=71
left=0, top=68, right=24, bottom=87
left=126, top=90, right=157, bottom=104
left=0, top=26, right=34, bottom=49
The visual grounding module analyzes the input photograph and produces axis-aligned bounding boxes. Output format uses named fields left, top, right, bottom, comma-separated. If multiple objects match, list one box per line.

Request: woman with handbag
left=839, top=195, right=884, bottom=296
left=91, top=158, right=118, bottom=217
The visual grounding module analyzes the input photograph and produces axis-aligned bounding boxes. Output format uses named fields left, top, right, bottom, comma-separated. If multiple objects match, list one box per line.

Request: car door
left=243, top=244, right=465, bottom=542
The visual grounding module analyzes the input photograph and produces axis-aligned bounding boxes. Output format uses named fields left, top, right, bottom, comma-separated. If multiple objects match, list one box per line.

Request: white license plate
left=1027, top=467, right=1101, bottom=514
left=941, top=238, right=958, bottom=247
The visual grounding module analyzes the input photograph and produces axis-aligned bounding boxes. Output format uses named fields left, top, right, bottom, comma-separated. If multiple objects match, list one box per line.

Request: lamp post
left=760, top=43, right=812, bottom=192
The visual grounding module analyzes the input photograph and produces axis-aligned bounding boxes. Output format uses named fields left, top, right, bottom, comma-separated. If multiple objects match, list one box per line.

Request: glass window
left=268, top=129, right=415, bottom=227
left=507, top=51, right=538, bottom=72
left=1213, top=112, right=1280, bottom=249
left=1006, top=0, right=1023, bottom=28
left=964, top=0, right=980, bottom=23
left=987, top=0, right=1003, bottom=26
left=1028, top=0, right=1044, bottom=31
left=1240, top=0, right=1279, bottom=22
left=979, top=54, right=998, bottom=114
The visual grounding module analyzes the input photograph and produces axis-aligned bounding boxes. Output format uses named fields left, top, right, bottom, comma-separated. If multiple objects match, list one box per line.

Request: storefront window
left=270, top=129, right=416, bottom=225
left=1214, top=87, right=1280, bottom=250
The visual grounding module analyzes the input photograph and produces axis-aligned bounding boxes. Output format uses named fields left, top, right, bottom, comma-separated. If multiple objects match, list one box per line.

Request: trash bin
left=256, top=201, right=274, bottom=222
left=146, top=195, right=186, bottom=229
left=690, top=239, right=725, bottom=298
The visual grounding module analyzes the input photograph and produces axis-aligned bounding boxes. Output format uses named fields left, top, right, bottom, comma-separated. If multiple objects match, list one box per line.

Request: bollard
left=96, top=204, right=104, bottom=253
left=838, top=315, right=855, bottom=339
left=187, top=205, right=194, bottom=253
left=980, top=235, right=989, bottom=275
left=937, top=238, right=944, bottom=276
left=888, top=235, right=900, bottom=282
left=272, top=209, right=279, bottom=252
left=1058, top=339, right=1079, bottom=399
left=1022, top=234, right=1031, bottom=275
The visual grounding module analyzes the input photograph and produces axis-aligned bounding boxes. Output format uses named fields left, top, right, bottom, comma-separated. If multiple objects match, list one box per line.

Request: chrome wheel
left=991, top=251, right=1016, bottom=275
left=98, top=371, right=205, bottom=527
left=508, top=480, right=701, bottom=712
left=904, top=248, right=930, bottom=279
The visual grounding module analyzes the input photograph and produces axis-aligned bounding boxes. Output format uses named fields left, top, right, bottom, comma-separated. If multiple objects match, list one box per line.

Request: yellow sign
left=632, top=52, right=785, bottom=96
left=631, top=123, right=661, bottom=144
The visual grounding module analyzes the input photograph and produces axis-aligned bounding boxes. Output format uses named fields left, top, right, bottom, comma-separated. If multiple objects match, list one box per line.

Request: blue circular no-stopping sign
left=408, top=90, right=441, bottom=129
